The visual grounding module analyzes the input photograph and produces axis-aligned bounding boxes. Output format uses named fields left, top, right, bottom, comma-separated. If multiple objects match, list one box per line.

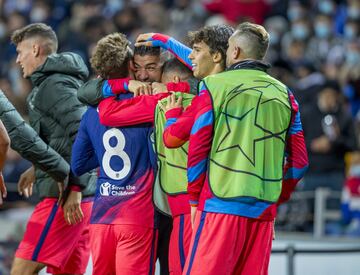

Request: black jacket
left=27, top=52, right=96, bottom=198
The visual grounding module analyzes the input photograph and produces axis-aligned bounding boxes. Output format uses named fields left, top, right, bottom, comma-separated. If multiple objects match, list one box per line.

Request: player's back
left=80, top=96, right=156, bottom=228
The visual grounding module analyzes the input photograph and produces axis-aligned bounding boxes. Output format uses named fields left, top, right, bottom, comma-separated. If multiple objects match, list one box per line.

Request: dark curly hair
left=90, top=33, right=132, bottom=79
left=188, top=25, right=234, bottom=68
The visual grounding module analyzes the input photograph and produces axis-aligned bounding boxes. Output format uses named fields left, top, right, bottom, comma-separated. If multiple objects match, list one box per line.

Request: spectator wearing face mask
left=264, top=16, right=289, bottom=62
left=287, top=1, right=307, bottom=23
left=343, top=19, right=360, bottom=41
left=316, top=0, right=345, bottom=34
left=306, top=14, right=343, bottom=70
left=279, top=17, right=311, bottom=69
left=340, top=41, right=360, bottom=117
left=347, top=0, right=360, bottom=21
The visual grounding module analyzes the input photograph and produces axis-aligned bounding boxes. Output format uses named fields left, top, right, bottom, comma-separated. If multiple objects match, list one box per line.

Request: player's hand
left=63, top=191, right=84, bottom=225
left=135, top=33, right=156, bottom=47
left=18, top=166, right=35, bottom=198
left=191, top=206, right=197, bottom=229
left=159, top=93, right=183, bottom=113
left=0, top=172, right=7, bottom=205
left=152, top=82, right=167, bottom=94
left=128, top=80, right=152, bottom=96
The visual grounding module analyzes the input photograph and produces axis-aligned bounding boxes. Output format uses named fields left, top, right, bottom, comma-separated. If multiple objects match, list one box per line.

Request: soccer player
left=163, top=22, right=309, bottom=275
left=77, top=44, right=173, bottom=275
left=10, top=23, right=95, bottom=275
left=71, top=33, right=158, bottom=275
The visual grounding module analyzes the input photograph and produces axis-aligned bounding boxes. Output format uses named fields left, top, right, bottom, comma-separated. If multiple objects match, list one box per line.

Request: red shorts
left=89, top=223, right=158, bottom=275
left=183, top=211, right=273, bottom=275
left=169, top=214, right=192, bottom=275
left=15, top=198, right=93, bottom=274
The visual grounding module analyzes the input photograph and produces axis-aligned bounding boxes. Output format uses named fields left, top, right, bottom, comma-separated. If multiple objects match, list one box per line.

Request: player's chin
left=193, top=69, right=200, bottom=79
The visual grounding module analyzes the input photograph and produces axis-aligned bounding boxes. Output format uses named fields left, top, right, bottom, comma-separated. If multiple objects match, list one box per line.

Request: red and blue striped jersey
left=98, top=93, right=193, bottom=217
left=71, top=95, right=156, bottom=227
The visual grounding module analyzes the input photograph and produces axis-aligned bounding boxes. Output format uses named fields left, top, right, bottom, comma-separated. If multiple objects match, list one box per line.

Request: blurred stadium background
left=0, top=0, right=360, bottom=274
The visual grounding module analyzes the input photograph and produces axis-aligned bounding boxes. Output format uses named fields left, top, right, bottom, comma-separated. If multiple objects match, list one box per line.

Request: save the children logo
left=99, top=182, right=136, bottom=197
left=100, top=182, right=111, bottom=196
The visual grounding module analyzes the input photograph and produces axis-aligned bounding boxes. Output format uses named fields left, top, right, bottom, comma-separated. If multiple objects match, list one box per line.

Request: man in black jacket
left=10, top=23, right=95, bottom=275
left=302, top=83, right=357, bottom=209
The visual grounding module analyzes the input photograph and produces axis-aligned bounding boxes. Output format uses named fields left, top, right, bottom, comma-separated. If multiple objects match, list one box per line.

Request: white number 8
left=102, top=128, right=131, bottom=180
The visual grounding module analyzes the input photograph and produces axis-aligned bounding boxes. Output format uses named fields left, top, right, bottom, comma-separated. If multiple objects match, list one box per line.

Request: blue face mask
left=318, top=1, right=335, bottom=15
left=348, top=7, right=360, bottom=19
left=315, top=23, right=331, bottom=38
left=344, top=25, right=356, bottom=40
left=346, top=50, right=360, bottom=65
left=292, top=24, right=309, bottom=40
left=287, top=8, right=302, bottom=21
left=269, top=31, right=280, bottom=45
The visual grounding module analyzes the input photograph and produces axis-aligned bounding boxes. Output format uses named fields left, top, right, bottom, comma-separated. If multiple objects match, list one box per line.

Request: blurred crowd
left=0, top=0, right=360, bottom=236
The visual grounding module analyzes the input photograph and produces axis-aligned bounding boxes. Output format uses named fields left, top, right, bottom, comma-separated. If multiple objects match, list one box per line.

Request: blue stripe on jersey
left=284, top=165, right=309, bottom=180
left=188, top=158, right=207, bottom=183
left=102, top=80, right=115, bottom=98
left=186, top=211, right=206, bottom=275
left=203, top=196, right=272, bottom=218
left=149, top=36, right=192, bottom=68
left=288, top=112, right=303, bottom=135
left=165, top=118, right=177, bottom=129
left=179, top=214, right=186, bottom=270
left=32, top=202, right=59, bottom=261
left=191, top=110, right=213, bottom=135
left=167, top=38, right=192, bottom=69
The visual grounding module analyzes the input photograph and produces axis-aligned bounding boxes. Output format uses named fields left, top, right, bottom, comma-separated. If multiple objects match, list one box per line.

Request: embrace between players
left=8, top=21, right=308, bottom=275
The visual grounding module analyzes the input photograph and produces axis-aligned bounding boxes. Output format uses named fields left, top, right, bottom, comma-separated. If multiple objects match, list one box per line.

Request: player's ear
left=212, top=51, right=222, bottom=64
left=233, top=46, right=241, bottom=60
left=33, top=42, right=40, bottom=57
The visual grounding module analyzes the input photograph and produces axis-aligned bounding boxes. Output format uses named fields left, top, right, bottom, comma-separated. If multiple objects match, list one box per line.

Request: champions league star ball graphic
left=212, top=81, right=290, bottom=180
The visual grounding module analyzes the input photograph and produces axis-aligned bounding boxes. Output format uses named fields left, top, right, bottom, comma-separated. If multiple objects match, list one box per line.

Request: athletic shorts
left=89, top=223, right=158, bottom=275
left=169, top=214, right=192, bottom=275
left=183, top=211, right=273, bottom=275
left=15, top=197, right=93, bottom=274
